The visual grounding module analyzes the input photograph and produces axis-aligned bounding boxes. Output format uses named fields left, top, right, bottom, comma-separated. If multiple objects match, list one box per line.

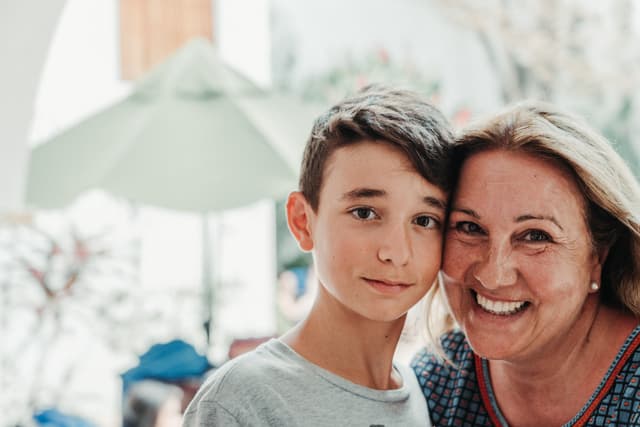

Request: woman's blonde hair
left=426, top=101, right=640, bottom=345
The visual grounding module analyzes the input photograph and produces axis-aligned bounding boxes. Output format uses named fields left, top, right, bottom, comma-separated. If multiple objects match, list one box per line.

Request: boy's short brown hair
left=299, top=84, right=454, bottom=211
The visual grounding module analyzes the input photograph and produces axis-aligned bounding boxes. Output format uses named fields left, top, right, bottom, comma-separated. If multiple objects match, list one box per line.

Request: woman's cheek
left=442, top=239, right=473, bottom=280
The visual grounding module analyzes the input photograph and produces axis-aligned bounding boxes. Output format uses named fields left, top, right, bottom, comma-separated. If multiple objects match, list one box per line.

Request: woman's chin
left=462, top=320, right=528, bottom=360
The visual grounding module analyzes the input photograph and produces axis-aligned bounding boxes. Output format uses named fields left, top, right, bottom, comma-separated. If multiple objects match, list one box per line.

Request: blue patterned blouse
left=412, top=326, right=640, bottom=427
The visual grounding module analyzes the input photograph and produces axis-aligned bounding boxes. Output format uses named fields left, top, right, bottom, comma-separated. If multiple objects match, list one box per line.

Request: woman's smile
left=473, top=290, right=529, bottom=316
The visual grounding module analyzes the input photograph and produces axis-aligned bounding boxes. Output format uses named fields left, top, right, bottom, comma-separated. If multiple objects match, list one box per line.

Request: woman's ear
left=590, top=245, right=610, bottom=286
left=286, top=191, right=315, bottom=252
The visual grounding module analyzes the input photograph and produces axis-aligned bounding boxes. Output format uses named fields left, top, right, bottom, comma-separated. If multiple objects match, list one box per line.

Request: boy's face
left=287, top=140, right=447, bottom=322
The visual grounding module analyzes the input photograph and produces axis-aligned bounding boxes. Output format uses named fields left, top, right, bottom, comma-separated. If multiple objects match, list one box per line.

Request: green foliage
left=601, top=97, right=639, bottom=177
left=297, top=48, right=441, bottom=104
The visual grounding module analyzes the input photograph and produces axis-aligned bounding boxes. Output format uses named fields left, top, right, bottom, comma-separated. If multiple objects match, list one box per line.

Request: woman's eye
left=455, top=221, right=484, bottom=235
left=523, top=230, right=551, bottom=242
left=414, top=216, right=438, bottom=229
left=350, top=207, right=377, bottom=220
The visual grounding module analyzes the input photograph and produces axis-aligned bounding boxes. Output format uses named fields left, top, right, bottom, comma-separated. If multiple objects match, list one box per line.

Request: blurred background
left=1, top=0, right=639, bottom=425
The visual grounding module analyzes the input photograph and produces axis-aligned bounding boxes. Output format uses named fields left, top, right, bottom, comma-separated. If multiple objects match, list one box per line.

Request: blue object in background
left=121, top=339, right=211, bottom=396
left=290, top=267, right=308, bottom=299
left=33, top=408, right=96, bottom=427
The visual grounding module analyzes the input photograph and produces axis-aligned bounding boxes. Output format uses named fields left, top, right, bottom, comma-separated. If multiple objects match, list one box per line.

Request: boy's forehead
left=318, top=140, right=447, bottom=204
left=324, top=140, right=412, bottom=171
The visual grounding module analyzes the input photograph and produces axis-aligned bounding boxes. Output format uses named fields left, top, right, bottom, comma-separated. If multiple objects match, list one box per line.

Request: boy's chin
left=357, top=309, right=409, bottom=324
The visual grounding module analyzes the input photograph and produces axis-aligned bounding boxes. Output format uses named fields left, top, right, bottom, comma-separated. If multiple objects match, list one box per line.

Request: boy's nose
left=472, top=240, right=517, bottom=289
left=377, top=224, right=411, bottom=266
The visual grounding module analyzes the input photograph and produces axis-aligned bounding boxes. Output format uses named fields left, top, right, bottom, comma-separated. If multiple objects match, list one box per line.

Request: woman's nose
left=472, top=240, right=517, bottom=289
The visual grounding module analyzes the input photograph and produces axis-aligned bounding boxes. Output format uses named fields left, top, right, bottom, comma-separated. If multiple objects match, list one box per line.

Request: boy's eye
left=350, top=207, right=378, bottom=220
left=414, top=215, right=438, bottom=229
left=522, top=229, right=551, bottom=242
left=455, top=221, right=484, bottom=235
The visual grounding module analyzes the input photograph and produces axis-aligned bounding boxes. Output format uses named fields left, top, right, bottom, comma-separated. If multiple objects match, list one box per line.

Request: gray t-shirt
left=182, top=339, right=431, bottom=427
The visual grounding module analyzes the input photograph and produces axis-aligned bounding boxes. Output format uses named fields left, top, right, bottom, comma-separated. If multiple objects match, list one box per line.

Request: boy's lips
left=363, top=277, right=412, bottom=294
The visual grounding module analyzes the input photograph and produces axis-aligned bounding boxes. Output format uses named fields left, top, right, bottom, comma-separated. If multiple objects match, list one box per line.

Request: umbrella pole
left=202, top=212, right=214, bottom=346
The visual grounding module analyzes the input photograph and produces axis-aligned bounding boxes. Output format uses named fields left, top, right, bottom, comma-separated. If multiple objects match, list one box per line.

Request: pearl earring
left=590, top=282, right=599, bottom=291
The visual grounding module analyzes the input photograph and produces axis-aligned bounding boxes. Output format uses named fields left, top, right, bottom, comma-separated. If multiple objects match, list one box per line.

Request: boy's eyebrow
left=341, top=189, right=447, bottom=211
left=341, top=188, right=386, bottom=200
left=424, top=196, right=447, bottom=211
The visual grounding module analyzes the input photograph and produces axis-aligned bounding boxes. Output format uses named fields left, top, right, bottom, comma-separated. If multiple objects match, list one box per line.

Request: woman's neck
left=488, top=304, right=638, bottom=427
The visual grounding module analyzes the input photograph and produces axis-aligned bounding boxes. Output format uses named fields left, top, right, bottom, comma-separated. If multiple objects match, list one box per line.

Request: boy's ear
left=286, top=191, right=315, bottom=252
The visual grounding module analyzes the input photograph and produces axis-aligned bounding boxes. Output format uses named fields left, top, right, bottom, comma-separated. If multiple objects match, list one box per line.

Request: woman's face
left=442, top=149, right=603, bottom=362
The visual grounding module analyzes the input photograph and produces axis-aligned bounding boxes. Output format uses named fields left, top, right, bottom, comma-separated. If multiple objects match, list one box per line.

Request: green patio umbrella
left=25, top=38, right=322, bottom=343
left=26, top=38, right=318, bottom=210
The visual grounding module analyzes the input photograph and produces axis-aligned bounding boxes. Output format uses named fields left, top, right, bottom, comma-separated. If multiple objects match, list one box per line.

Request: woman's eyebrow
left=451, top=207, right=480, bottom=219
left=515, top=214, right=563, bottom=230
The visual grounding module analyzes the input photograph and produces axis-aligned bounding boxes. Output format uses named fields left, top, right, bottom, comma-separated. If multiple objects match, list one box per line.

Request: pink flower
left=74, top=240, right=90, bottom=262
left=453, top=108, right=472, bottom=126
left=377, top=48, right=389, bottom=65
left=356, top=75, right=369, bottom=89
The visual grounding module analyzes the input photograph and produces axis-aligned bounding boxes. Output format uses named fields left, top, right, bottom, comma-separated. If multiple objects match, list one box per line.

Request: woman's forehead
left=453, top=149, right=587, bottom=217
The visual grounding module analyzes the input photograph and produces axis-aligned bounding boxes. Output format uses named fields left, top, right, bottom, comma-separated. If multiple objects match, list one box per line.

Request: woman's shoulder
left=573, top=324, right=640, bottom=425
left=605, top=324, right=640, bottom=392
left=410, top=330, right=492, bottom=426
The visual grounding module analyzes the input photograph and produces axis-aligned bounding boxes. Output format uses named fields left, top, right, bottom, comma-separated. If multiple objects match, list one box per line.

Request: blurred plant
left=295, top=47, right=473, bottom=127
left=297, top=47, right=442, bottom=105
left=0, top=213, right=140, bottom=424
left=432, top=0, right=640, bottom=172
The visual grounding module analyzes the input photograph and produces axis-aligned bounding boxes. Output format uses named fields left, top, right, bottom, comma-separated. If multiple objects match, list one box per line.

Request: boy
left=183, top=85, right=454, bottom=426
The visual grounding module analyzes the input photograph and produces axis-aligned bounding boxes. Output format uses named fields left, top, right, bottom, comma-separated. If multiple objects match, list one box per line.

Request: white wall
left=217, top=0, right=272, bottom=87
left=0, top=0, right=66, bottom=211
left=29, top=0, right=130, bottom=145
left=30, top=0, right=273, bottom=143
left=271, top=0, right=502, bottom=114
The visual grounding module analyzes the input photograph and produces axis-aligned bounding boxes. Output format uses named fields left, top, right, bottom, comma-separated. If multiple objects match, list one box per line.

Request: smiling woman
left=444, top=149, right=599, bottom=362
left=412, top=101, right=640, bottom=427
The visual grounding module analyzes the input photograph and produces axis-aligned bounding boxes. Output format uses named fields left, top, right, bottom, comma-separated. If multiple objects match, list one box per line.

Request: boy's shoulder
left=190, top=339, right=294, bottom=401
left=182, top=339, right=303, bottom=425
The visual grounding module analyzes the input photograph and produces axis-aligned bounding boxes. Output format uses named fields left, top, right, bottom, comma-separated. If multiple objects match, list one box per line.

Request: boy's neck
left=280, top=285, right=406, bottom=390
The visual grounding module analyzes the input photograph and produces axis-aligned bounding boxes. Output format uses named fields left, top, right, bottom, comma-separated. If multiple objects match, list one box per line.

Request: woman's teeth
left=476, top=293, right=527, bottom=315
